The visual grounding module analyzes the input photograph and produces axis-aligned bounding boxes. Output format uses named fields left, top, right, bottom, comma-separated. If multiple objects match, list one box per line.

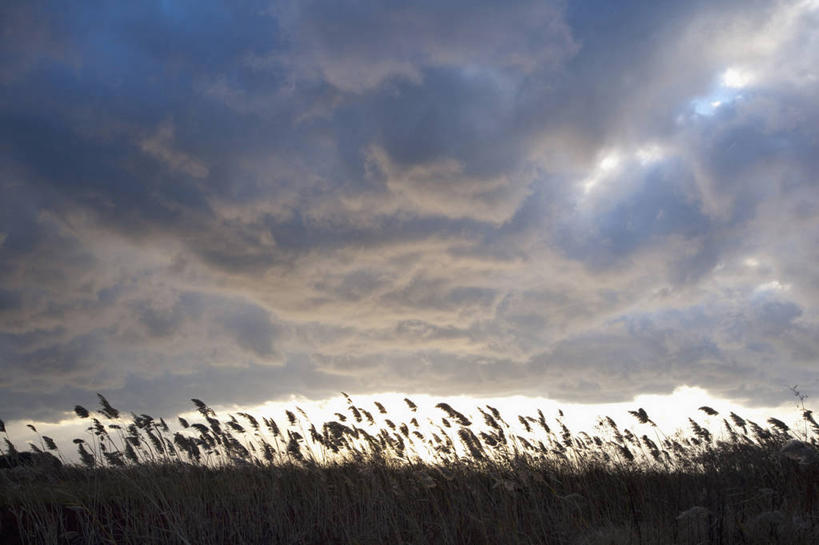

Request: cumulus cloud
left=1, top=0, right=818, bottom=421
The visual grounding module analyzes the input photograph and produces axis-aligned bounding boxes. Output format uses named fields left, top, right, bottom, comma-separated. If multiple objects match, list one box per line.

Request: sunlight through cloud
left=690, top=66, right=755, bottom=116
left=581, top=150, right=622, bottom=195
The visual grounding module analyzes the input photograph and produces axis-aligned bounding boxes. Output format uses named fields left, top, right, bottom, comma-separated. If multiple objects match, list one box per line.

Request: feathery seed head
left=97, top=393, right=120, bottom=419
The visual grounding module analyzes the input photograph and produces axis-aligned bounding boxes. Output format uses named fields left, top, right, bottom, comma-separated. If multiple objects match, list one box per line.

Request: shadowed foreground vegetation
left=1, top=393, right=818, bottom=544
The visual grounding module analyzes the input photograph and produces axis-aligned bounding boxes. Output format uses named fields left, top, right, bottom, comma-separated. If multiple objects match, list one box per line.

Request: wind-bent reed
left=1, top=394, right=818, bottom=544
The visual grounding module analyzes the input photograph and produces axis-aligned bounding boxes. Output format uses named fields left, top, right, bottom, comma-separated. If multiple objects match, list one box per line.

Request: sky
left=1, top=0, right=818, bottom=429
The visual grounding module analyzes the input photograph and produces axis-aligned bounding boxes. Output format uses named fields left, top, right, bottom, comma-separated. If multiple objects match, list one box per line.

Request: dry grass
left=1, top=394, right=818, bottom=544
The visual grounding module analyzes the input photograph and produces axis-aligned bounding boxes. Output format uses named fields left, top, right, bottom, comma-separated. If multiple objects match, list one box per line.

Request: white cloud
left=635, top=144, right=666, bottom=165
left=581, top=151, right=621, bottom=195
left=721, top=67, right=755, bottom=88
left=754, top=280, right=791, bottom=295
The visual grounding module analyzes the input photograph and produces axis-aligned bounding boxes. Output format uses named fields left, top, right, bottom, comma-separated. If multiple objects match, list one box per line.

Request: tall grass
left=1, top=394, right=817, bottom=544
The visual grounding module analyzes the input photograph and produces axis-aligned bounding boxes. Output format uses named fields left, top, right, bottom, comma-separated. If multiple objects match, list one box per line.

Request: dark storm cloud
left=2, top=0, right=819, bottom=422
left=221, top=303, right=279, bottom=357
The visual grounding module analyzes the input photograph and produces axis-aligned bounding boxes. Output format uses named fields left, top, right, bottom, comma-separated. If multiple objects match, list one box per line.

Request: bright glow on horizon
left=158, top=386, right=818, bottom=436
left=7, top=387, right=805, bottom=464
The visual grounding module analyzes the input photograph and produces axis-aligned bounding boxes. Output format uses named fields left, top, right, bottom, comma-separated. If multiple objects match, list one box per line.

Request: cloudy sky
left=2, top=0, right=818, bottom=424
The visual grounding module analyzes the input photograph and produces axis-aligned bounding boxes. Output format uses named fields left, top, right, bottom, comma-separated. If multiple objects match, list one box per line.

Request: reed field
left=1, top=393, right=818, bottom=544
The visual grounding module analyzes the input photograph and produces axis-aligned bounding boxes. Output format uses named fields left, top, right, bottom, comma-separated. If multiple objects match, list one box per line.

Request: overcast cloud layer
left=2, top=0, right=818, bottom=421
